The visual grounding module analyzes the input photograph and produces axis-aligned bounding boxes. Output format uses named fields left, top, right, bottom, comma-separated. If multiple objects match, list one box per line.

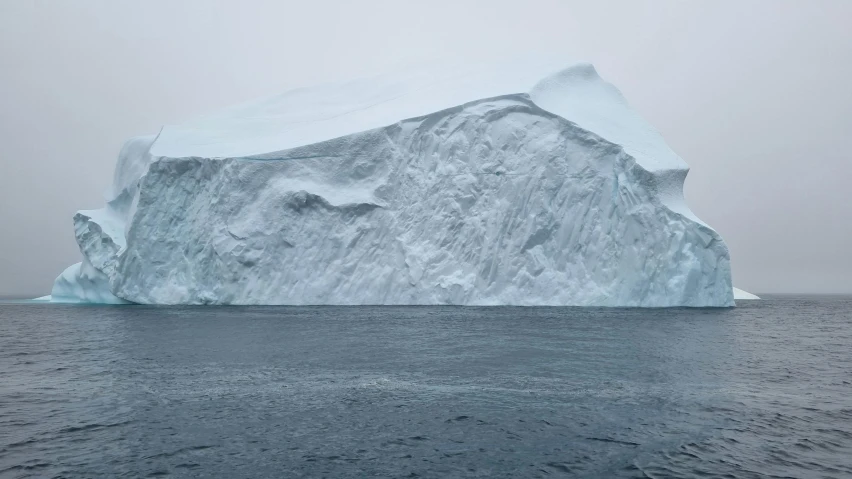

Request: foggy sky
left=1, top=0, right=851, bottom=297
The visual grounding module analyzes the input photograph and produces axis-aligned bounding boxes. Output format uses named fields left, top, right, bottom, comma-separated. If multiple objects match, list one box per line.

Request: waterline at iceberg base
left=49, top=58, right=736, bottom=306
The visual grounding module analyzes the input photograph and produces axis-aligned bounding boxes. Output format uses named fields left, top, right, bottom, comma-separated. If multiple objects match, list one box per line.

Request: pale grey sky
left=1, top=0, right=851, bottom=296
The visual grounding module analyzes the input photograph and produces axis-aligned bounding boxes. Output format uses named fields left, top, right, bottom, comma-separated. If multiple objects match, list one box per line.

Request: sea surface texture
left=1, top=297, right=850, bottom=478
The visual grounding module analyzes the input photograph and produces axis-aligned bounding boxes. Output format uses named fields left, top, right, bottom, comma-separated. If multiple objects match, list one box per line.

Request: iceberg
left=48, top=57, right=735, bottom=306
left=733, top=287, right=760, bottom=300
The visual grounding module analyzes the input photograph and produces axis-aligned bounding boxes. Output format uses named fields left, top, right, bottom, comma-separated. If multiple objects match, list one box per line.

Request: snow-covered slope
left=49, top=57, right=735, bottom=306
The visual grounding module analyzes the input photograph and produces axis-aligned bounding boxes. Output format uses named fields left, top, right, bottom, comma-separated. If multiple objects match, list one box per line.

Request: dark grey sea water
left=1, top=297, right=851, bottom=478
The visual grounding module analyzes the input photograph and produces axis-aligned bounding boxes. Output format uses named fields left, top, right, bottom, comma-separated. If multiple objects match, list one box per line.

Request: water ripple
left=0, top=297, right=851, bottom=477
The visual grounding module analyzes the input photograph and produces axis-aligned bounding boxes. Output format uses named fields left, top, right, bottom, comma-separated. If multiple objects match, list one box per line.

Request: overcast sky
left=1, top=0, right=851, bottom=297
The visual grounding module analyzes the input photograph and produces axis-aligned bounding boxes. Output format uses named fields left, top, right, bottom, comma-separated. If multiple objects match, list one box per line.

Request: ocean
left=1, top=297, right=850, bottom=478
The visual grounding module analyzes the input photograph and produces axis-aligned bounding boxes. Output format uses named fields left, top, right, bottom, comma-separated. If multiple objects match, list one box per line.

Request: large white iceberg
left=49, top=57, right=735, bottom=306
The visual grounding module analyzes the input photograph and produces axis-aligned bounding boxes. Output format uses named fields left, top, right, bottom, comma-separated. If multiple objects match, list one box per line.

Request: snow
left=733, top=287, right=760, bottom=300
left=49, top=57, right=734, bottom=306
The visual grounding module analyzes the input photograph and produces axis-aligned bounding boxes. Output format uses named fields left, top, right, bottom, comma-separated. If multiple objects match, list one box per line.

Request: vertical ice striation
left=49, top=58, right=735, bottom=306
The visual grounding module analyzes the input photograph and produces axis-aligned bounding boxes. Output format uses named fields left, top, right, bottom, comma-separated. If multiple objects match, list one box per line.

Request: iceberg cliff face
left=50, top=58, right=735, bottom=306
